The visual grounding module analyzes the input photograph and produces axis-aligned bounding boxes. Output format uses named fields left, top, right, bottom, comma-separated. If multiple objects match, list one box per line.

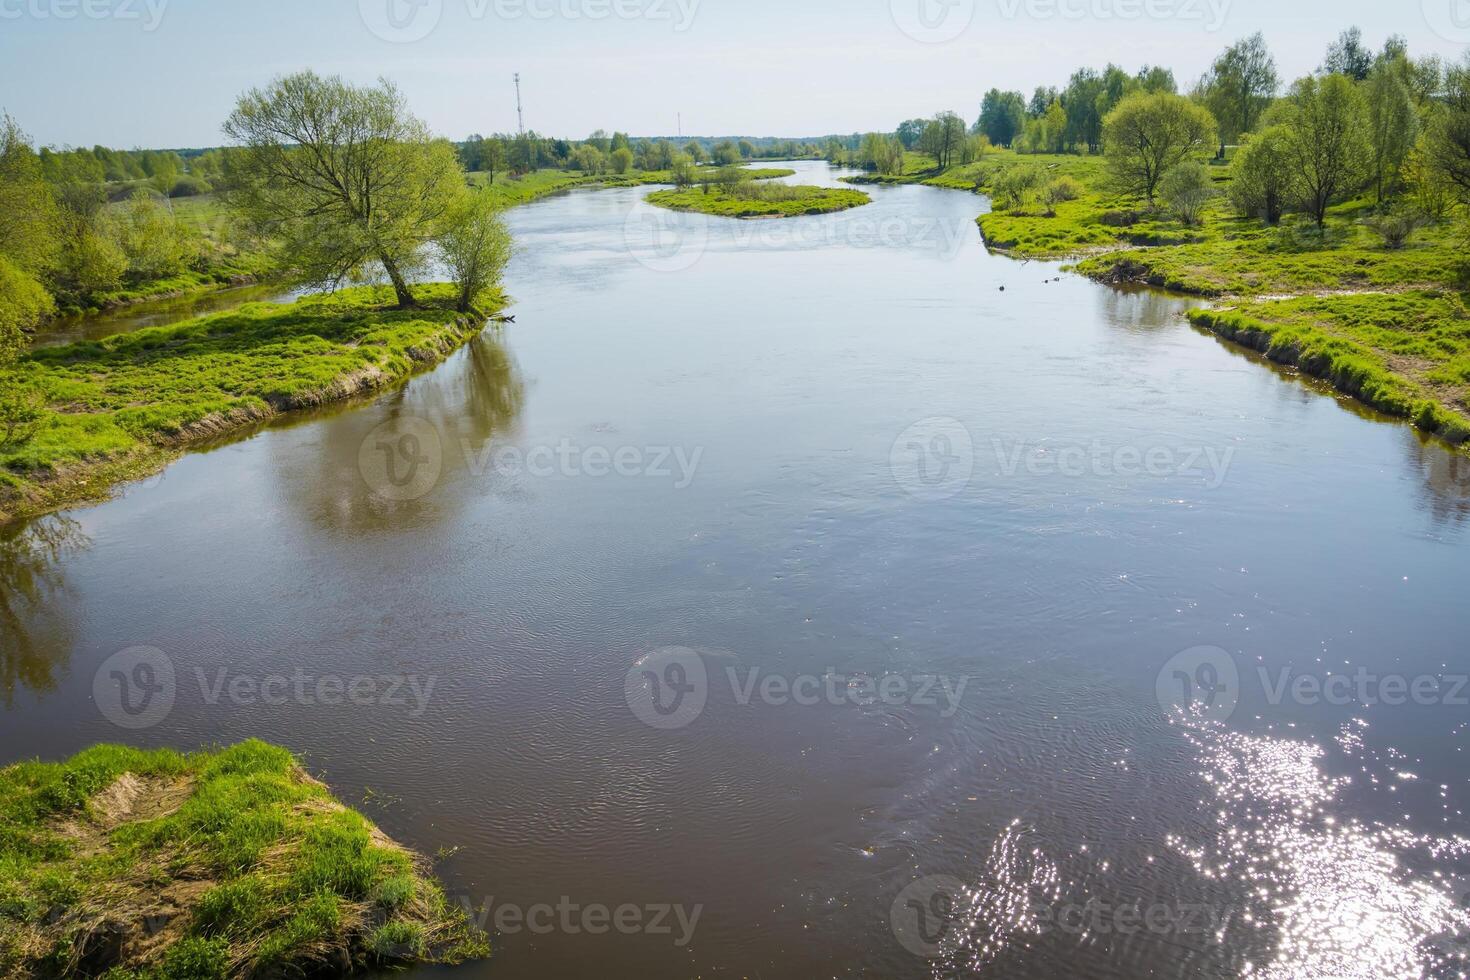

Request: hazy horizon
left=2, top=0, right=1468, bottom=149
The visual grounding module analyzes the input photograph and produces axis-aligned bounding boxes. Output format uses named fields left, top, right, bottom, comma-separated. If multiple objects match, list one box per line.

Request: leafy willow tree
left=1028, top=87, right=1059, bottom=118
left=1228, top=126, right=1297, bottom=224
left=977, top=90, right=1026, bottom=148
left=1364, top=61, right=1419, bottom=205
left=1273, top=74, right=1370, bottom=227
left=435, top=191, right=512, bottom=314
left=222, top=72, right=464, bottom=308
left=1101, top=92, right=1217, bottom=203
left=1197, top=33, right=1278, bottom=159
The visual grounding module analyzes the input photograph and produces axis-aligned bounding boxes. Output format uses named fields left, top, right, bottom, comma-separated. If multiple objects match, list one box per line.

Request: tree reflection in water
left=1404, top=429, right=1470, bottom=530
left=0, top=515, right=87, bottom=704
left=278, top=327, right=527, bottom=533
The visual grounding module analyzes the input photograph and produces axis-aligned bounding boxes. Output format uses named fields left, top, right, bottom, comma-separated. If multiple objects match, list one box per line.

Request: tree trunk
left=380, top=255, right=416, bottom=308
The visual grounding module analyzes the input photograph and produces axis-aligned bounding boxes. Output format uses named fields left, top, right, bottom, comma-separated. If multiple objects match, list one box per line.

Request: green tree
left=895, top=119, right=927, bottom=150
left=1228, top=125, right=1298, bottom=224
left=1427, top=56, right=1470, bottom=205
left=0, top=115, right=61, bottom=282
left=576, top=144, right=606, bottom=174
left=222, top=71, right=464, bottom=307
left=435, top=191, right=512, bottom=313
left=1102, top=91, right=1217, bottom=203
left=1273, top=74, right=1371, bottom=227
left=1323, top=27, right=1373, bottom=82
left=670, top=153, right=697, bottom=189
left=683, top=140, right=706, bottom=163
left=921, top=112, right=966, bottom=170
left=1364, top=61, right=1419, bottom=205
left=111, top=193, right=198, bottom=282
left=1137, top=66, right=1177, bottom=94
left=711, top=141, right=741, bottom=166
left=1198, top=32, right=1279, bottom=158
left=977, top=89, right=1026, bottom=148
left=1063, top=68, right=1108, bottom=152
left=609, top=147, right=634, bottom=174
left=737, top=140, right=755, bottom=159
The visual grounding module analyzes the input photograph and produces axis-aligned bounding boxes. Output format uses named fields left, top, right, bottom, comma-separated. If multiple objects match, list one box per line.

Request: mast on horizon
left=514, top=73, right=524, bottom=136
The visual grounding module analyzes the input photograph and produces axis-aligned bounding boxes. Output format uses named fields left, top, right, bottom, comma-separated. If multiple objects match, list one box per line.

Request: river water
left=5, top=161, right=1470, bottom=979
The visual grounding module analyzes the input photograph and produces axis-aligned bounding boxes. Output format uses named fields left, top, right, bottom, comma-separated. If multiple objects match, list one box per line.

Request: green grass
left=1188, top=291, right=1470, bottom=444
left=0, top=283, right=498, bottom=523
left=647, top=182, right=870, bottom=218
left=0, top=740, right=489, bottom=978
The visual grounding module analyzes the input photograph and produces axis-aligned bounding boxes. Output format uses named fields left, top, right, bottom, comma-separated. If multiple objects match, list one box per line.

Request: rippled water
left=5, top=162, right=1470, bottom=978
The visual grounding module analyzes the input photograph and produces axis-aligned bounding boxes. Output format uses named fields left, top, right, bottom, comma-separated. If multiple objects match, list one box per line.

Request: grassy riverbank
left=647, top=183, right=870, bottom=218
left=0, top=283, right=498, bottom=524
left=1188, top=291, right=1470, bottom=443
left=0, top=740, right=488, bottom=978
left=852, top=147, right=1470, bottom=447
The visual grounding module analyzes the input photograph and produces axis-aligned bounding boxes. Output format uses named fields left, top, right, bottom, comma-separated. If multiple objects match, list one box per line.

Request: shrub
left=1159, top=162, right=1216, bottom=226
left=1363, top=211, right=1425, bottom=250
left=990, top=164, right=1045, bottom=210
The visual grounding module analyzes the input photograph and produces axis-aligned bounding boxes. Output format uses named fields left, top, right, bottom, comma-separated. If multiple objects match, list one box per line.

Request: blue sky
left=1, top=0, right=1467, bottom=148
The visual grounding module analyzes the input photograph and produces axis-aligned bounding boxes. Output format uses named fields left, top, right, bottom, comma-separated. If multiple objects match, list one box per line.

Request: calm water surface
left=5, top=162, right=1470, bottom=979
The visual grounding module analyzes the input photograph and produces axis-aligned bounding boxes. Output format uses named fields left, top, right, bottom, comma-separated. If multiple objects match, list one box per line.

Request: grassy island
left=0, top=283, right=499, bottom=524
left=647, top=183, right=870, bottom=218
left=0, top=740, right=488, bottom=978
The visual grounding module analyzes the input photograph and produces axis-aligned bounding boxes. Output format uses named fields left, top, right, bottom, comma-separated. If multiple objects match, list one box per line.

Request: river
left=5, top=161, right=1470, bottom=978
